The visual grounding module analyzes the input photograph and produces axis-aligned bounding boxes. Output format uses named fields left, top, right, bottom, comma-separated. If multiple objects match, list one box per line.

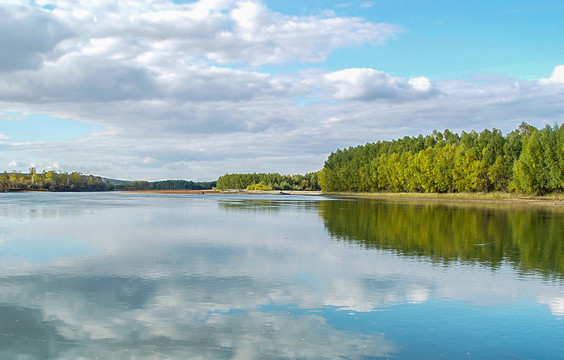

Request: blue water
left=0, top=192, right=562, bottom=359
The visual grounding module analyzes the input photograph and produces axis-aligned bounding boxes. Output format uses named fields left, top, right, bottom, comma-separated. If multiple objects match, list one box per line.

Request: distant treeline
left=319, top=123, right=564, bottom=195
left=0, top=169, right=216, bottom=192
left=215, top=172, right=320, bottom=191
left=0, top=169, right=109, bottom=192
left=113, top=179, right=216, bottom=191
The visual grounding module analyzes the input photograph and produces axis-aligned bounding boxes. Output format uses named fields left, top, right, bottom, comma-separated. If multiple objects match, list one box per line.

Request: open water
left=0, top=192, right=563, bottom=359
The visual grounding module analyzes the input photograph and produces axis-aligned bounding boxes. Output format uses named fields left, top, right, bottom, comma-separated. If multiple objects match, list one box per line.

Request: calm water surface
left=0, top=192, right=563, bottom=359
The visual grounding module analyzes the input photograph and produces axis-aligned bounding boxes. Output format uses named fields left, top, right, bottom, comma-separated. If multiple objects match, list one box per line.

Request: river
left=0, top=192, right=562, bottom=359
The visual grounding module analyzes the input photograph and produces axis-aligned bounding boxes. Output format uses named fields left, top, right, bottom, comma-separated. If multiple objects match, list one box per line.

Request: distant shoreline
left=119, top=189, right=222, bottom=194
left=118, top=189, right=323, bottom=196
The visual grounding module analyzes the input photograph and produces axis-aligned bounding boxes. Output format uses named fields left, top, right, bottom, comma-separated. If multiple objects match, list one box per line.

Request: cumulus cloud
left=157, top=65, right=299, bottom=101
left=0, top=0, right=385, bottom=105
left=24, top=0, right=399, bottom=67
left=539, top=65, right=564, bottom=85
left=0, top=2, right=71, bottom=73
left=323, top=68, right=438, bottom=101
left=0, top=55, right=157, bottom=102
left=44, top=161, right=61, bottom=170
left=3, top=70, right=564, bottom=180
left=0, top=1, right=563, bottom=180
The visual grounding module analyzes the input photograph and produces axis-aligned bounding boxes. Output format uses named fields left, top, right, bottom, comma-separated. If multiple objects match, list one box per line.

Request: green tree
left=513, top=129, right=549, bottom=194
left=0, top=173, right=8, bottom=191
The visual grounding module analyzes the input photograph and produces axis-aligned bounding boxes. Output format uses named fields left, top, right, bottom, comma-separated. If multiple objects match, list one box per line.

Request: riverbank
left=118, top=189, right=564, bottom=207
left=324, top=191, right=564, bottom=207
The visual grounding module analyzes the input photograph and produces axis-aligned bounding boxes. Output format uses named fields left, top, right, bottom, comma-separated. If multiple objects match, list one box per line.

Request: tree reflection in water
left=319, top=199, right=564, bottom=280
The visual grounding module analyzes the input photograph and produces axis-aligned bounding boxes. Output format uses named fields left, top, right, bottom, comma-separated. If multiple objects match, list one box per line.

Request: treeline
left=113, top=179, right=216, bottom=191
left=0, top=169, right=216, bottom=192
left=215, top=172, right=320, bottom=191
left=0, top=169, right=109, bottom=192
left=319, top=123, right=564, bottom=195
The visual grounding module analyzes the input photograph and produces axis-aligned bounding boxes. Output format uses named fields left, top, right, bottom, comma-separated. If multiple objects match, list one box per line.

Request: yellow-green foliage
left=246, top=182, right=274, bottom=191
left=0, top=169, right=109, bottom=192
left=217, top=172, right=320, bottom=191
left=320, top=123, right=564, bottom=195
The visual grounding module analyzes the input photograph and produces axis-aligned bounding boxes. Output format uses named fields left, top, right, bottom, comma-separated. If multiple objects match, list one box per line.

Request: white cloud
left=0, top=0, right=387, bottom=104
left=323, top=68, right=438, bottom=101
left=0, top=2, right=71, bottom=73
left=157, top=65, right=299, bottom=101
left=22, top=0, right=399, bottom=67
left=539, top=65, right=564, bottom=85
left=0, top=54, right=157, bottom=102
left=2, top=71, right=564, bottom=180
left=408, top=76, right=433, bottom=91
left=45, top=161, right=61, bottom=170
left=0, top=1, right=563, bottom=180
left=142, top=157, right=155, bottom=164
left=8, top=160, right=18, bottom=167
left=0, top=1, right=402, bottom=180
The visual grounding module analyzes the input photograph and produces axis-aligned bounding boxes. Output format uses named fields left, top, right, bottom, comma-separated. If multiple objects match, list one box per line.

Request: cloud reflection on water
left=0, top=193, right=563, bottom=358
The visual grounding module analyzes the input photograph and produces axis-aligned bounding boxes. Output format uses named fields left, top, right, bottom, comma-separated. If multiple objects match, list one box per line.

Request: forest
left=3, top=122, right=562, bottom=195
left=112, top=179, right=216, bottom=191
left=318, top=122, right=564, bottom=195
left=0, top=169, right=110, bottom=192
left=0, top=170, right=217, bottom=192
left=215, top=172, right=320, bottom=191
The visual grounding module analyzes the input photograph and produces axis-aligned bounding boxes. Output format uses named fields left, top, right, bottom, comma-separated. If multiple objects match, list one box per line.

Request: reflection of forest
left=319, top=199, right=564, bottom=279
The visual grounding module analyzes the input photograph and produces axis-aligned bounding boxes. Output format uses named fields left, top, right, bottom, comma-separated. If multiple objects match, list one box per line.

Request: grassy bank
left=323, top=191, right=564, bottom=207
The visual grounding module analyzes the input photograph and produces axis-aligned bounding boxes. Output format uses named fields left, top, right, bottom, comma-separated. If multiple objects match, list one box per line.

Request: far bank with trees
left=3, top=122, right=562, bottom=196
left=318, top=122, right=564, bottom=195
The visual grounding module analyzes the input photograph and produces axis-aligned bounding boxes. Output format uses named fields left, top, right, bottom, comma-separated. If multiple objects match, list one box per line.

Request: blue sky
left=0, top=113, right=101, bottom=143
left=264, top=0, right=563, bottom=79
left=0, top=0, right=563, bottom=180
